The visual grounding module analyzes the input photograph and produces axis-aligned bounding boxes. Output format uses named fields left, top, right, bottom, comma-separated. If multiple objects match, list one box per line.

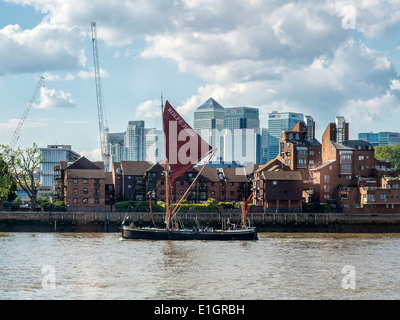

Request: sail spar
left=163, top=100, right=212, bottom=188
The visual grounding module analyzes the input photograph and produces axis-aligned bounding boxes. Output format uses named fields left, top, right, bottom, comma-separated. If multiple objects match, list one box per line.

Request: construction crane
left=9, top=76, right=44, bottom=149
left=91, top=21, right=110, bottom=172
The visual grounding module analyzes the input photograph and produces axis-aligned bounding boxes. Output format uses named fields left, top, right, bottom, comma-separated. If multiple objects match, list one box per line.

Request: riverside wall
left=2, top=211, right=400, bottom=233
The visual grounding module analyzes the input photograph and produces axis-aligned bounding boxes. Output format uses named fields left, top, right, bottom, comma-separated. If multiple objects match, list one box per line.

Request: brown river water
left=1, top=232, right=400, bottom=300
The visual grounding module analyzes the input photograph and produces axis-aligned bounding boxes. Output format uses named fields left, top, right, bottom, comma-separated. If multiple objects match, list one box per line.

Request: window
left=83, top=188, right=88, bottom=194
left=128, top=176, right=131, bottom=179
left=82, top=198, right=88, bottom=203
left=73, top=188, right=78, bottom=196
left=272, top=181, right=277, bottom=185
left=180, top=181, right=184, bottom=186
left=73, top=179, right=78, bottom=185
left=83, top=179, right=88, bottom=184
left=324, top=185, right=330, bottom=192
left=309, top=151, right=314, bottom=155
left=324, top=175, right=330, bottom=183
left=360, top=165, right=364, bottom=170
left=358, top=156, right=364, bottom=160
left=230, top=191, right=234, bottom=195
left=94, top=198, right=99, bottom=204
left=73, top=198, right=78, bottom=204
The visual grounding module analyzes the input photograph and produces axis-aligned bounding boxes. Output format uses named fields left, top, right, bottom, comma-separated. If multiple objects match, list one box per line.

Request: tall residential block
left=126, top=120, right=145, bottom=161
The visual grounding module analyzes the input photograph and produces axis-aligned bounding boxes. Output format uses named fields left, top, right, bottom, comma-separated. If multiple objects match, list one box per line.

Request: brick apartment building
left=54, top=157, right=106, bottom=212
left=310, top=116, right=398, bottom=212
left=252, top=159, right=303, bottom=212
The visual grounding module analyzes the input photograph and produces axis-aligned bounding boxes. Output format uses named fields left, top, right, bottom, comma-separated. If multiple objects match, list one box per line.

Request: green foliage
left=217, top=201, right=243, bottom=209
left=37, top=197, right=65, bottom=212
left=0, top=143, right=43, bottom=211
left=115, top=198, right=221, bottom=213
left=374, top=144, right=400, bottom=171
left=0, top=153, right=17, bottom=208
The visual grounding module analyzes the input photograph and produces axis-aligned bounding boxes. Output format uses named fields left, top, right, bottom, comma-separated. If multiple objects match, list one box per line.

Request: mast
left=161, top=95, right=171, bottom=228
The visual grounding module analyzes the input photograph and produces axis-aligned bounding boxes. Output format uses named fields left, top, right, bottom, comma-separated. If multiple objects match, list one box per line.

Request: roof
left=105, top=172, right=113, bottom=184
left=255, top=158, right=291, bottom=173
left=261, top=171, right=303, bottom=181
left=222, top=167, right=248, bottom=182
left=311, top=159, right=336, bottom=171
left=332, top=140, right=373, bottom=151
left=66, top=169, right=105, bottom=179
left=67, top=157, right=101, bottom=170
left=120, top=161, right=154, bottom=175
left=286, top=138, right=321, bottom=147
left=196, top=98, right=225, bottom=111
left=177, top=166, right=220, bottom=182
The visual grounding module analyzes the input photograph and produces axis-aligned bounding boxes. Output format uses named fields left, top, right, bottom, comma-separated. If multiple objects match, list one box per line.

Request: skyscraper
left=193, top=98, right=225, bottom=161
left=145, top=128, right=164, bottom=163
left=358, top=132, right=400, bottom=147
left=223, top=107, right=261, bottom=164
left=106, top=132, right=125, bottom=163
left=224, top=107, right=260, bottom=130
left=268, top=111, right=304, bottom=161
left=126, top=120, right=145, bottom=161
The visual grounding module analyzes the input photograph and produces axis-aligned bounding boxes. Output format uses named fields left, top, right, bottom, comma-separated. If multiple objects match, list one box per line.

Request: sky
left=1, top=0, right=400, bottom=161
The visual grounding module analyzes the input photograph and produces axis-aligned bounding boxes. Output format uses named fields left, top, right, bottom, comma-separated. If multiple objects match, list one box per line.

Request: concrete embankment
left=2, top=211, right=400, bottom=233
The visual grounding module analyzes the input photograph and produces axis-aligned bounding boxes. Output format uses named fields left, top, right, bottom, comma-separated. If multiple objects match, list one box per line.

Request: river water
left=1, top=232, right=400, bottom=300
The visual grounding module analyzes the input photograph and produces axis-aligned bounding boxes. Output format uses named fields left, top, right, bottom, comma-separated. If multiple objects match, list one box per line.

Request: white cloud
left=2, top=0, right=400, bottom=138
left=0, top=23, right=85, bottom=76
left=79, top=148, right=102, bottom=162
left=78, top=68, right=109, bottom=79
left=135, top=99, right=162, bottom=119
left=33, top=87, right=74, bottom=109
left=339, top=92, right=400, bottom=137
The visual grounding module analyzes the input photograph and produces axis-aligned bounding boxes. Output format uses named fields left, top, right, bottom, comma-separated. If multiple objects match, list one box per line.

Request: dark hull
left=121, top=226, right=258, bottom=241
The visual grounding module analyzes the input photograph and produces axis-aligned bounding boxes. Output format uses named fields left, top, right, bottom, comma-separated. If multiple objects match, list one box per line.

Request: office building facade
left=358, top=132, right=400, bottom=147
left=268, top=111, right=304, bottom=161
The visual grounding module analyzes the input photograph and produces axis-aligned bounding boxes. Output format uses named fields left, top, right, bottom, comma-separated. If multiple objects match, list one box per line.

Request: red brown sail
left=163, top=100, right=212, bottom=188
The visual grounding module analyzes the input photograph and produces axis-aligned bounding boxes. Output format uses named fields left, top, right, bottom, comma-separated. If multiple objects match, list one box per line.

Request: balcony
left=363, top=197, right=375, bottom=204
left=134, top=186, right=145, bottom=194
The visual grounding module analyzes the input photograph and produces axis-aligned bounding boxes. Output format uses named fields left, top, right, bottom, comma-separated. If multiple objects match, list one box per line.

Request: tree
left=1, top=144, right=42, bottom=211
left=374, top=144, right=400, bottom=171
left=0, top=154, right=17, bottom=210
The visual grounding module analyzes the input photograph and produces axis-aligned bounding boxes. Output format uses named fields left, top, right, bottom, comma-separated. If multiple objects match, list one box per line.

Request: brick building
left=311, top=116, right=397, bottom=211
left=55, top=157, right=106, bottom=212
left=252, top=159, right=303, bottom=212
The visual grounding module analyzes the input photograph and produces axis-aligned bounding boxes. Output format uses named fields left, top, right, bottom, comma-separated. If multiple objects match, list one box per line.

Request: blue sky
left=1, top=0, right=400, bottom=161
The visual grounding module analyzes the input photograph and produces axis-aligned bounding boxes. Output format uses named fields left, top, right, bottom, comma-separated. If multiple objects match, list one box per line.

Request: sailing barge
left=121, top=100, right=258, bottom=241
